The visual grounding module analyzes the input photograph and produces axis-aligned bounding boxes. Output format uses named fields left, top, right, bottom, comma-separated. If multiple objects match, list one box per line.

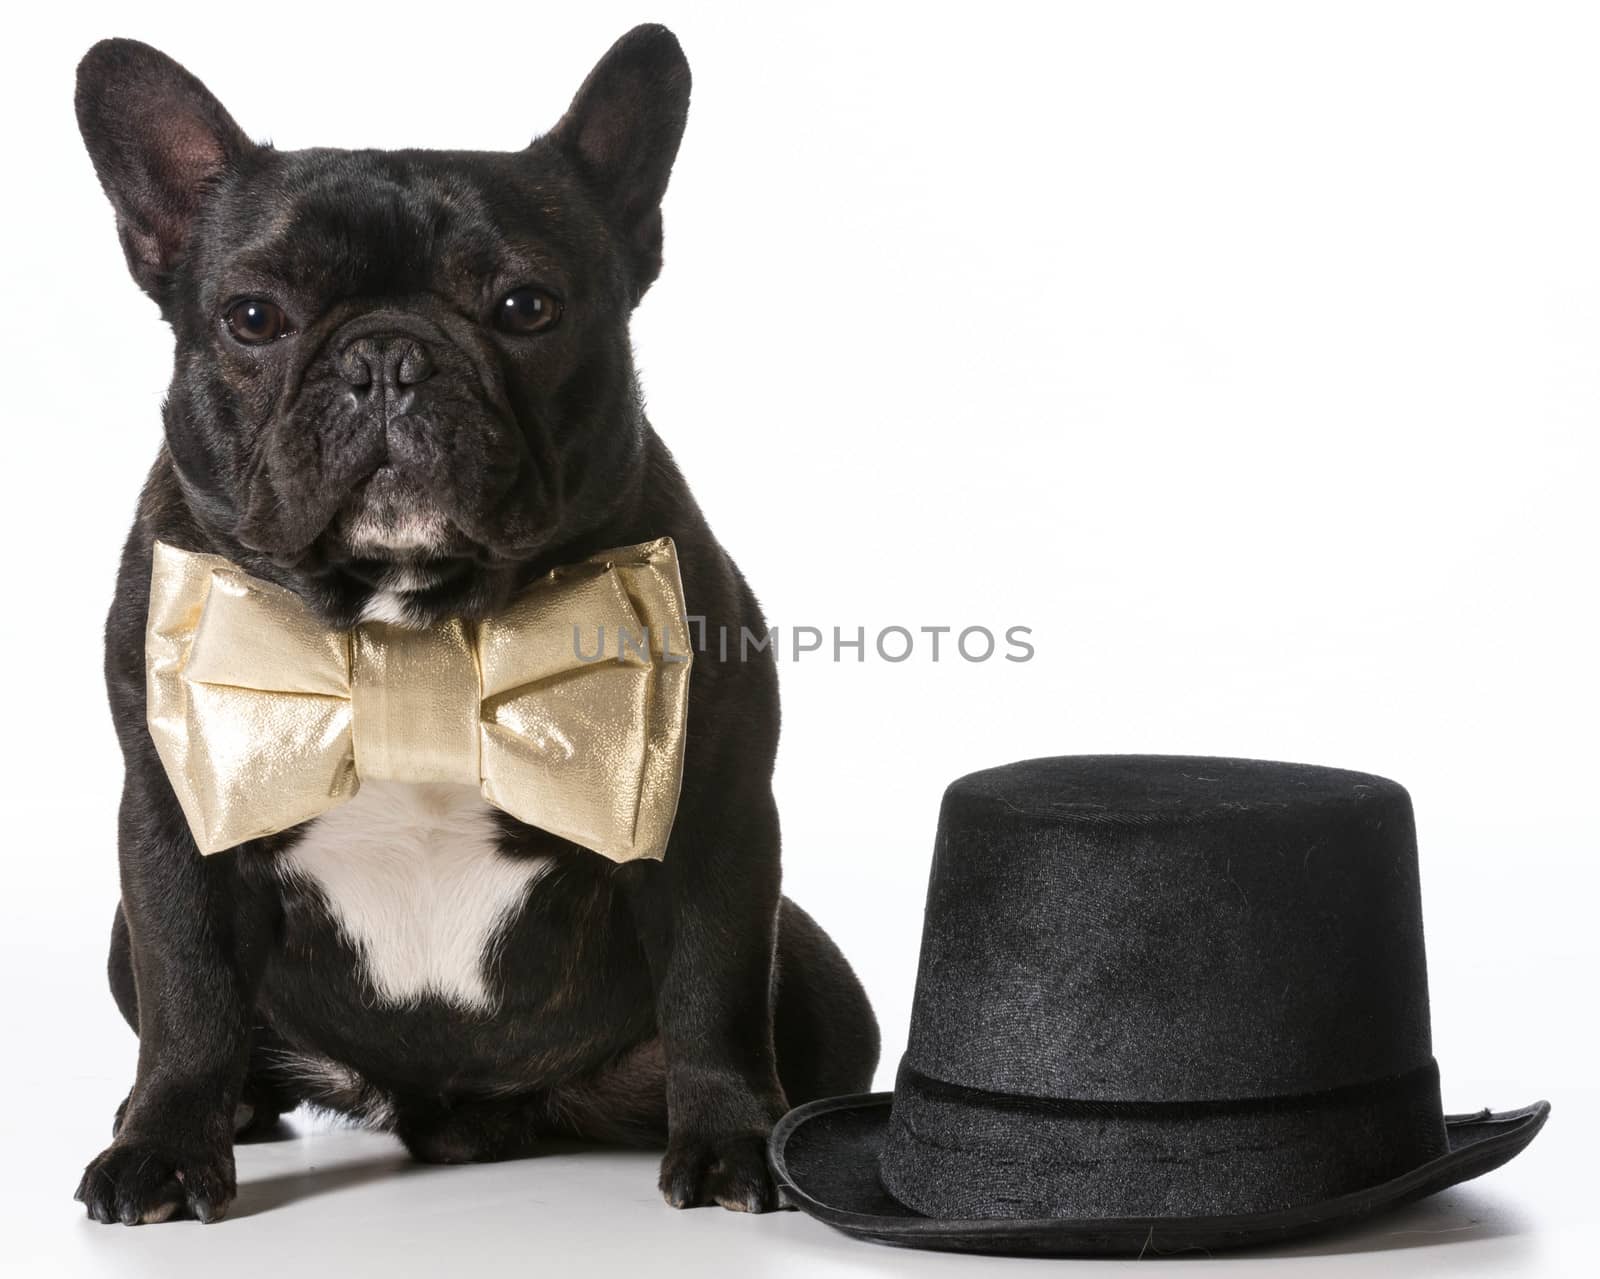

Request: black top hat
left=770, top=756, right=1547, bottom=1256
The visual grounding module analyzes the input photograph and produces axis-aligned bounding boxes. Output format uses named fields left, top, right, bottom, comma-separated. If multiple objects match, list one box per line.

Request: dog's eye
left=224, top=299, right=295, bottom=345
left=494, top=286, right=563, bottom=335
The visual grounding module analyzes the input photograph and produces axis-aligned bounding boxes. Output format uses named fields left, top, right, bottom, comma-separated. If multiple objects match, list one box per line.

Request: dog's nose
left=336, top=335, right=433, bottom=392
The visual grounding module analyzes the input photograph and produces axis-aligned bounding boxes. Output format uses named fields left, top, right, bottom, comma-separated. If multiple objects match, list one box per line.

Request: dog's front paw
left=658, top=1132, right=777, bottom=1213
left=75, top=1139, right=235, bottom=1225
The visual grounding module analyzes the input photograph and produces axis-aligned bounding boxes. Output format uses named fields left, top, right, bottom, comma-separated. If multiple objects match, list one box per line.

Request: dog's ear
left=546, top=24, right=691, bottom=301
left=75, top=39, right=257, bottom=301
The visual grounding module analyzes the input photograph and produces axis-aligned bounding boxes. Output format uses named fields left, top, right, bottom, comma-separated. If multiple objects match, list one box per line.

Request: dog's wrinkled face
left=75, top=28, right=690, bottom=627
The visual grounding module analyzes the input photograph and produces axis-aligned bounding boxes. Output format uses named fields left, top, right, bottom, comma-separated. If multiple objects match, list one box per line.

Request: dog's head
left=76, top=27, right=690, bottom=626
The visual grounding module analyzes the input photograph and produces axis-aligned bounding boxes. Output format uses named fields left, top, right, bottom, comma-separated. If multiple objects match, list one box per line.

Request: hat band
left=877, top=1058, right=1448, bottom=1220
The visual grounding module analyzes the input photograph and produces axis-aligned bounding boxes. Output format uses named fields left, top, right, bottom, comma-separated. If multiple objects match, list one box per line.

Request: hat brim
left=769, top=1092, right=1549, bottom=1257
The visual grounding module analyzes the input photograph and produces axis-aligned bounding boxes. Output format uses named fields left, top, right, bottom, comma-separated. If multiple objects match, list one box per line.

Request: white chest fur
left=280, top=781, right=550, bottom=1012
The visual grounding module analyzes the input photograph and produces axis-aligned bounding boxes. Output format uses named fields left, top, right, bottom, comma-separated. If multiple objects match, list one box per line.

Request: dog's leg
left=623, top=781, right=789, bottom=1212
left=106, top=903, right=296, bottom=1144
left=76, top=784, right=275, bottom=1225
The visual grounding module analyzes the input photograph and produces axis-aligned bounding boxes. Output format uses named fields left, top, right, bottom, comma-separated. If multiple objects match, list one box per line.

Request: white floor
left=9, top=1073, right=1590, bottom=1278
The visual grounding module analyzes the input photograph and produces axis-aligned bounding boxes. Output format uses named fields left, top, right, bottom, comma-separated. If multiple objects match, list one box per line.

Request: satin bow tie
left=144, top=538, right=693, bottom=860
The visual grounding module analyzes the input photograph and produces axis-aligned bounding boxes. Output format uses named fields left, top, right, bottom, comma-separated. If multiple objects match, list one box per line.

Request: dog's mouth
left=331, top=466, right=464, bottom=556
left=311, top=465, right=509, bottom=625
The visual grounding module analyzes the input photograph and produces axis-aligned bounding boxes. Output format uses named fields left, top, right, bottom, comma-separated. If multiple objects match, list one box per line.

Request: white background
left=1, top=1, right=1595, bottom=1275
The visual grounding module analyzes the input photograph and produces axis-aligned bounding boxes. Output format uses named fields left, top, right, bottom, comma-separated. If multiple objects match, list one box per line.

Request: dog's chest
left=279, top=781, right=549, bottom=1011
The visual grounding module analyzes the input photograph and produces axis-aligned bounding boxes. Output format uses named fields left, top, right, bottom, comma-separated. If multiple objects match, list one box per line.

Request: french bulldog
left=72, top=25, right=879, bottom=1225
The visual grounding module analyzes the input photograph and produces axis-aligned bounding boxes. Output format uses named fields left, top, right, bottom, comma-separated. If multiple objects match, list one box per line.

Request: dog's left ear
left=546, top=24, right=691, bottom=302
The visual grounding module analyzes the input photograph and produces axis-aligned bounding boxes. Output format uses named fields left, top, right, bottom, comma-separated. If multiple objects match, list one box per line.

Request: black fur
left=72, top=27, right=879, bottom=1226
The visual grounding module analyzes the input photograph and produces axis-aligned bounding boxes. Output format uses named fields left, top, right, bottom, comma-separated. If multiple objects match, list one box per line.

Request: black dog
left=73, top=26, right=878, bottom=1225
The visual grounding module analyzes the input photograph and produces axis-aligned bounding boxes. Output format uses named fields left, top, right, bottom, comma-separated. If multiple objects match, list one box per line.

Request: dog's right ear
left=75, top=39, right=256, bottom=301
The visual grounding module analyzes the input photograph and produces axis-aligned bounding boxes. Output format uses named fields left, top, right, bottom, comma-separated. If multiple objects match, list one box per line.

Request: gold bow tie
left=145, top=538, right=693, bottom=860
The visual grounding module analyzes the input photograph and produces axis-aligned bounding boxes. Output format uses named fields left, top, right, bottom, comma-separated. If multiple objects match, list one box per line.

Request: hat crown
left=903, top=755, right=1434, bottom=1104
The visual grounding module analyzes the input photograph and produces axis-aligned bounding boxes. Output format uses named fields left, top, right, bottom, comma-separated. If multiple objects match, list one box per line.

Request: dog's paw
left=658, top=1132, right=777, bottom=1212
left=75, top=1139, right=235, bottom=1225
